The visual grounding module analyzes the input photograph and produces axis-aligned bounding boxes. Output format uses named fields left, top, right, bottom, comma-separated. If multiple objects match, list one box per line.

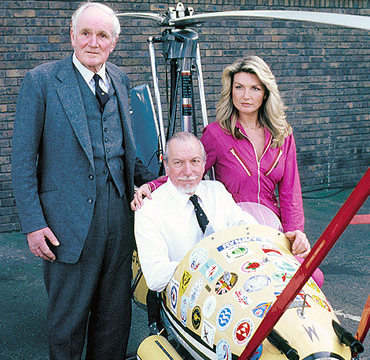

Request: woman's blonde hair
left=216, top=56, right=291, bottom=148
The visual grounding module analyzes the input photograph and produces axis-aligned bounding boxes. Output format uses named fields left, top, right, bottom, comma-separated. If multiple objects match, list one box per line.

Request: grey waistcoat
left=75, top=69, right=126, bottom=198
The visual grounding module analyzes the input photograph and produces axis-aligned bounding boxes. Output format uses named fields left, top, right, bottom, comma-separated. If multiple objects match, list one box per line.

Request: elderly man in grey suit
left=11, top=3, right=155, bottom=359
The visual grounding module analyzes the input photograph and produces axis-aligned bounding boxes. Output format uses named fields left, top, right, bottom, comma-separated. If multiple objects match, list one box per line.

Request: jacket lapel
left=56, top=57, right=95, bottom=169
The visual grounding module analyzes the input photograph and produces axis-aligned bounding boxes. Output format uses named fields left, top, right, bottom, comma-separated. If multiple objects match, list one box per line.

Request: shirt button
left=87, top=198, right=93, bottom=204
left=103, top=170, right=108, bottom=174
left=105, top=138, right=108, bottom=142
left=104, top=128, right=108, bottom=132
left=103, top=117, right=107, bottom=122
left=106, top=149, right=110, bottom=153
left=89, top=174, right=94, bottom=180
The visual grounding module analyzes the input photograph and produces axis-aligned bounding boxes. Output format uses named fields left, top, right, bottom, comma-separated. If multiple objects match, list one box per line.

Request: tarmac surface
left=0, top=187, right=369, bottom=360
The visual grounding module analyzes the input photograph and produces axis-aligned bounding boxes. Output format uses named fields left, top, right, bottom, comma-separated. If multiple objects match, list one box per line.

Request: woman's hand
left=285, top=230, right=310, bottom=258
left=131, top=184, right=152, bottom=211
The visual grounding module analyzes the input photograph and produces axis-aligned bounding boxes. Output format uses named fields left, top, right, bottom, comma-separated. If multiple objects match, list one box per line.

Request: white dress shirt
left=134, top=179, right=258, bottom=292
left=72, top=53, right=109, bottom=94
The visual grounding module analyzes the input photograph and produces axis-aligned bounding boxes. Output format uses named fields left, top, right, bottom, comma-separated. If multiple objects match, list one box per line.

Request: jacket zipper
left=230, top=148, right=252, bottom=177
left=238, top=132, right=271, bottom=204
left=264, top=149, right=283, bottom=176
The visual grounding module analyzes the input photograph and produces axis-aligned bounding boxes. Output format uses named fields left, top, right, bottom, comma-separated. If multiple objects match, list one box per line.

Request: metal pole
left=149, top=37, right=166, bottom=153
left=196, top=44, right=208, bottom=129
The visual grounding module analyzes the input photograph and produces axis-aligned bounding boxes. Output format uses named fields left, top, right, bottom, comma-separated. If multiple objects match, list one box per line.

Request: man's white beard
left=176, top=176, right=199, bottom=195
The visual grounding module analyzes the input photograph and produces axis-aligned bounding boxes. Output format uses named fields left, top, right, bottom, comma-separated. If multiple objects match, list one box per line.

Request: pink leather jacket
left=201, top=121, right=304, bottom=232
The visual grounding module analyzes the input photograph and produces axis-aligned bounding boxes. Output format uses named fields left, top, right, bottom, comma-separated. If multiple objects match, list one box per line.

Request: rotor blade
left=356, top=293, right=370, bottom=344
left=171, top=10, right=370, bottom=31
left=117, top=12, right=165, bottom=24
left=238, top=166, right=370, bottom=359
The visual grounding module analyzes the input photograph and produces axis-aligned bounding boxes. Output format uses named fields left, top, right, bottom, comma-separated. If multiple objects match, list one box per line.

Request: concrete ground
left=0, top=187, right=369, bottom=359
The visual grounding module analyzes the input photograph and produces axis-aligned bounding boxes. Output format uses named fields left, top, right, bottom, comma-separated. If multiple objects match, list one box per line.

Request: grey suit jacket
left=12, top=55, right=154, bottom=263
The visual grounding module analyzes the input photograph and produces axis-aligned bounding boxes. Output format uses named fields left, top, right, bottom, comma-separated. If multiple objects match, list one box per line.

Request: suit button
left=87, top=198, right=93, bottom=204
left=89, top=174, right=94, bottom=180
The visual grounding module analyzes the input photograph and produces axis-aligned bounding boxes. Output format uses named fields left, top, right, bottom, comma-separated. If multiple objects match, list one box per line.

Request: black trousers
left=43, top=181, right=132, bottom=360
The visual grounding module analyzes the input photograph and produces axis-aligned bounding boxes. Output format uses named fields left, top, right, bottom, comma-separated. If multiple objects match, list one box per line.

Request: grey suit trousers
left=43, top=180, right=132, bottom=360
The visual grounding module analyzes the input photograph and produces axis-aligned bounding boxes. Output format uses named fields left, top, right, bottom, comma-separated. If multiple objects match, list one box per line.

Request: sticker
left=272, top=271, right=293, bottom=284
left=201, top=319, right=216, bottom=348
left=169, top=278, right=180, bottom=315
left=240, top=259, right=266, bottom=273
left=244, top=275, right=270, bottom=293
left=203, top=295, right=217, bottom=318
left=306, top=278, right=321, bottom=293
left=275, top=290, right=311, bottom=309
left=215, top=272, right=238, bottom=295
left=189, top=248, right=209, bottom=271
left=216, top=339, right=232, bottom=360
left=251, top=236, right=274, bottom=244
left=252, top=302, right=272, bottom=318
left=179, top=270, right=192, bottom=297
left=261, top=247, right=283, bottom=258
left=217, top=237, right=250, bottom=252
left=220, top=244, right=251, bottom=263
left=312, top=295, right=331, bottom=311
left=180, top=295, right=188, bottom=326
left=233, top=318, right=254, bottom=346
left=232, top=288, right=252, bottom=309
left=274, top=260, right=297, bottom=273
left=188, top=278, right=204, bottom=309
left=250, top=344, right=263, bottom=360
left=216, top=304, right=235, bottom=332
left=192, top=306, right=201, bottom=330
left=200, top=258, right=223, bottom=283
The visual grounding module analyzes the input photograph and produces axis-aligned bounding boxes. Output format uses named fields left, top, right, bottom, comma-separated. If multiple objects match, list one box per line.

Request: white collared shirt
left=72, top=53, right=109, bottom=94
left=134, top=179, right=258, bottom=292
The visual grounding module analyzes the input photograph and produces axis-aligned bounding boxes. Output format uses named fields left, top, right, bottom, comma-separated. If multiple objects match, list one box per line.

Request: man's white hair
left=71, top=2, right=121, bottom=41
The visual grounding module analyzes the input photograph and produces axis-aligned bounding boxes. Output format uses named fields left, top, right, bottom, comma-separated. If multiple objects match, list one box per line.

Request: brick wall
left=1, top=0, right=370, bottom=232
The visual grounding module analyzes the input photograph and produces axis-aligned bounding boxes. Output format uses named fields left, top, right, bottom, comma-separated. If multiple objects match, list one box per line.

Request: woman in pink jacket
left=135, top=56, right=304, bottom=233
left=201, top=56, right=304, bottom=233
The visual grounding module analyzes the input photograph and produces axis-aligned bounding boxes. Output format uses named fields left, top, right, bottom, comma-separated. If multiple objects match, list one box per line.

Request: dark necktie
left=93, top=74, right=109, bottom=110
left=189, top=194, right=209, bottom=233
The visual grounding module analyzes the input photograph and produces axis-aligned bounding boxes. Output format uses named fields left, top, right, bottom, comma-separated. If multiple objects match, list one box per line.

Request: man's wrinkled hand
left=285, top=230, right=310, bottom=258
left=130, top=184, right=152, bottom=211
left=27, top=227, right=60, bottom=262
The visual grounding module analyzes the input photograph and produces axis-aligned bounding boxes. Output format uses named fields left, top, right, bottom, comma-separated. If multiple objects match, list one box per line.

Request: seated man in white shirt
left=134, top=132, right=310, bottom=333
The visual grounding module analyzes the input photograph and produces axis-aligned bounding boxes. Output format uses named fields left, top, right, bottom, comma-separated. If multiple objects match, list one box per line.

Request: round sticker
left=216, top=304, right=235, bottom=332
left=203, top=295, right=217, bottom=318
left=189, top=248, right=209, bottom=271
left=244, top=275, right=270, bottom=293
left=192, top=305, right=202, bottom=330
left=180, top=295, right=188, bottom=326
left=216, top=339, right=232, bottom=360
left=240, top=259, right=265, bottom=273
left=188, top=278, right=204, bottom=309
left=274, top=260, right=296, bottom=272
left=215, top=272, right=238, bottom=295
left=272, top=271, right=293, bottom=284
left=233, top=318, right=254, bottom=346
